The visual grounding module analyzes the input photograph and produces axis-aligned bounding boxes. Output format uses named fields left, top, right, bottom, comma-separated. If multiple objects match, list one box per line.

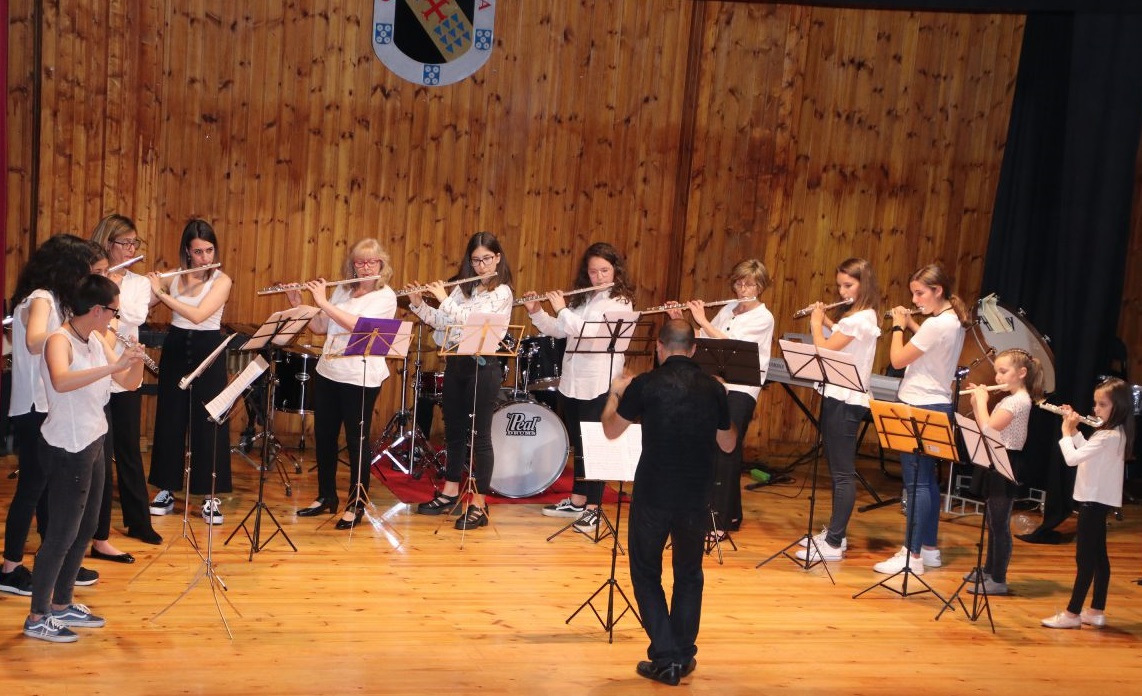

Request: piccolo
left=883, top=307, right=924, bottom=319
left=639, top=297, right=756, bottom=315
left=256, top=274, right=385, bottom=296
left=1037, top=401, right=1104, bottom=428
left=108, top=255, right=144, bottom=273
left=513, top=282, right=615, bottom=307
left=395, top=272, right=498, bottom=297
left=110, top=328, right=160, bottom=375
left=958, top=384, right=1009, bottom=396
left=792, top=297, right=854, bottom=319
left=157, top=263, right=221, bottom=279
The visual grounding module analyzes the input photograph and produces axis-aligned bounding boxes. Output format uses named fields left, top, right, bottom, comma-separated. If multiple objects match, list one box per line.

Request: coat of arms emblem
left=373, top=0, right=496, bottom=86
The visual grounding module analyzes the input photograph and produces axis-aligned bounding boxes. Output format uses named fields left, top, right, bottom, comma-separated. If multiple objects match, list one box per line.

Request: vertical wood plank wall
left=5, top=1, right=1139, bottom=457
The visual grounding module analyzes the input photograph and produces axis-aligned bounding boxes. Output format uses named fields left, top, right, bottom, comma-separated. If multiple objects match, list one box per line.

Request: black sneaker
left=0, top=565, right=34, bottom=596
left=74, top=567, right=99, bottom=587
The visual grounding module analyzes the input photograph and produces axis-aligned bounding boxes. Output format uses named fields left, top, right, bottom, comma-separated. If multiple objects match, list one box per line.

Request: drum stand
left=369, top=330, right=441, bottom=482
left=231, top=350, right=299, bottom=496
left=225, top=363, right=298, bottom=559
left=566, top=480, right=641, bottom=642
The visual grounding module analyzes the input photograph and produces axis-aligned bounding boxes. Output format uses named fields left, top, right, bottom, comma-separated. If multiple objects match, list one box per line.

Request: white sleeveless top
left=170, top=272, right=225, bottom=330
left=40, top=326, right=112, bottom=453
left=9, top=289, right=62, bottom=417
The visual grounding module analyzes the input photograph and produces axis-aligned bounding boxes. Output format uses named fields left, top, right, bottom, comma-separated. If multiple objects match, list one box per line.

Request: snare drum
left=275, top=346, right=319, bottom=414
left=489, top=399, right=569, bottom=498
left=417, top=371, right=446, bottom=401
left=518, top=336, right=566, bottom=392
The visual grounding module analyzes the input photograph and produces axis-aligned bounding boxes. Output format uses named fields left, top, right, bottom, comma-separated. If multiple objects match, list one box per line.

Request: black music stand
left=935, top=413, right=1014, bottom=632
left=566, top=421, right=642, bottom=642
left=332, top=316, right=410, bottom=544
left=546, top=311, right=648, bottom=546
left=369, top=322, right=441, bottom=481
left=436, top=313, right=523, bottom=548
left=692, top=337, right=763, bottom=560
left=853, top=401, right=955, bottom=603
left=757, top=340, right=863, bottom=582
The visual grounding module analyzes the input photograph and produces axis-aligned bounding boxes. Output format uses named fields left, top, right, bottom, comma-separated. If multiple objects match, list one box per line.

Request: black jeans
left=312, top=372, right=380, bottom=506
left=562, top=393, right=607, bottom=505
left=441, top=356, right=501, bottom=493
left=628, top=500, right=707, bottom=667
left=821, top=398, right=867, bottom=547
left=1067, top=501, right=1112, bottom=614
left=3, top=411, right=50, bottom=565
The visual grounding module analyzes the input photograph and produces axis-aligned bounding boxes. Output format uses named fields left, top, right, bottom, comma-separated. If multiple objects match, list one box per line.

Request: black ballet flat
left=334, top=505, right=364, bottom=530
left=90, top=547, right=136, bottom=564
left=297, top=497, right=338, bottom=517
left=416, top=491, right=459, bottom=516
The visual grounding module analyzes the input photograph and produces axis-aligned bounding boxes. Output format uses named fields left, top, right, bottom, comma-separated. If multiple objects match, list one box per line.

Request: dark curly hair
left=11, top=234, right=100, bottom=311
left=568, top=242, right=635, bottom=308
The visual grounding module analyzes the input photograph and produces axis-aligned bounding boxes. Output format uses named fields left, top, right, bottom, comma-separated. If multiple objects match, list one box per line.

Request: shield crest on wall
left=372, top=0, right=496, bottom=87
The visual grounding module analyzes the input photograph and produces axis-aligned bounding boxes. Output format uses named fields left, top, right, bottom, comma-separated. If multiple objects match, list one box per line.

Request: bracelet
left=891, top=326, right=905, bottom=334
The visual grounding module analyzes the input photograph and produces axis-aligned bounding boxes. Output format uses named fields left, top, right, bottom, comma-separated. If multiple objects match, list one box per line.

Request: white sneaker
left=798, top=528, right=847, bottom=551
left=920, top=547, right=942, bottom=568
left=794, top=537, right=844, bottom=562
left=1041, top=611, right=1081, bottom=629
left=201, top=498, right=223, bottom=525
left=873, top=547, right=924, bottom=576
left=1080, top=609, right=1107, bottom=628
left=149, top=490, right=175, bottom=516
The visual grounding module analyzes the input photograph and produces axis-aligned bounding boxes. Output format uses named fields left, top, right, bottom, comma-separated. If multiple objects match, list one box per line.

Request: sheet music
left=240, top=305, right=319, bottom=351
left=452, top=312, right=509, bottom=355
left=178, top=333, right=236, bottom=390
left=581, top=422, right=641, bottom=482
left=205, top=355, right=269, bottom=424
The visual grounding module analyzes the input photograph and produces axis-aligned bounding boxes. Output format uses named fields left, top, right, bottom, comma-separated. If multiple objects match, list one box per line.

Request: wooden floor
left=1, top=442, right=1140, bottom=695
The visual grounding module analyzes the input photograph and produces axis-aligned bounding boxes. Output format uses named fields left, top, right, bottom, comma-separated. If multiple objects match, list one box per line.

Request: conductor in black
left=602, top=319, right=737, bottom=686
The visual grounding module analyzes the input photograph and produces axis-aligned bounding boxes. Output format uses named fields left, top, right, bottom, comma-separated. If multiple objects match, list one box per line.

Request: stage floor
left=1, top=445, right=1139, bottom=694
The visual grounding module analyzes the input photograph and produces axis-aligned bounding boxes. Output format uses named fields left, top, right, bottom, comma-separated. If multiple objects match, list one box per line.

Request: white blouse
left=703, top=301, right=774, bottom=401
left=9, top=289, right=62, bottom=417
left=822, top=308, right=881, bottom=407
left=994, top=390, right=1032, bottom=451
left=1059, top=428, right=1125, bottom=508
left=528, top=289, right=631, bottom=400
left=410, top=284, right=514, bottom=351
left=110, top=271, right=153, bottom=394
left=314, top=285, right=398, bottom=388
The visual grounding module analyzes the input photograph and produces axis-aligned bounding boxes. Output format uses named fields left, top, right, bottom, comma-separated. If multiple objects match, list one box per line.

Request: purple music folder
left=343, top=317, right=405, bottom=358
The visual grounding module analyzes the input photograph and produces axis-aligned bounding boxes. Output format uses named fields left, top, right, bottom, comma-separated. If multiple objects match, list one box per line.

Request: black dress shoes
left=297, top=497, right=338, bottom=517
left=636, top=661, right=683, bottom=686
left=416, top=491, right=459, bottom=516
left=125, top=527, right=163, bottom=545
left=334, top=505, right=364, bottom=530
left=90, top=548, right=136, bottom=564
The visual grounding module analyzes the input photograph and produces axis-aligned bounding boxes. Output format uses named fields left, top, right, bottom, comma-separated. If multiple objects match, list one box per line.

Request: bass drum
left=957, top=295, right=1056, bottom=414
left=489, top=399, right=569, bottom=498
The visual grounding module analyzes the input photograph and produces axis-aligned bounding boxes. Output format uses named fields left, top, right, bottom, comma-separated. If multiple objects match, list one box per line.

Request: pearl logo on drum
left=503, top=411, right=541, bottom=436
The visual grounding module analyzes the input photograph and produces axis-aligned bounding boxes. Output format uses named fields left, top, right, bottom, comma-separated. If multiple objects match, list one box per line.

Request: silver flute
left=883, top=307, right=924, bottom=320
left=256, top=274, right=385, bottom=296
left=395, top=272, right=498, bottom=297
left=639, top=297, right=756, bottom=315
left=792, top=297, right=854, bottom=319
left=157, top=263, right=221, bottom=278
left=1037, top=401, right=1104, bottom=428
left=108, top=255, right=145, bottom=273
left=111, top=328, right=159, bottom=375
left=513, top=282, right=615, bottom=307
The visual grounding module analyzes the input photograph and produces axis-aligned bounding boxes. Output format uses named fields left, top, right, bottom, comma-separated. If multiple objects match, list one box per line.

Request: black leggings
left=1067, top=501, right=1112, bottom=615
left=441, top=356, right=501, bottom=493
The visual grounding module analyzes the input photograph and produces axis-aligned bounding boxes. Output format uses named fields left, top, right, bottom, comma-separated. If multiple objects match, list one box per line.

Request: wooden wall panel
left=8, top=1, right=1135, bottom=458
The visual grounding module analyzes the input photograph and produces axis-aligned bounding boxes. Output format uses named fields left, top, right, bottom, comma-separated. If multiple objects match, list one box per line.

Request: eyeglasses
left=353, top=258, right=382, bottom=268
left=99, top=305, right=121, bottom=320
left=470, top=254, right=498, bottom=267
left=733, top=280, right=758, bottom=289
left=111, top=239, right=141, bottom=249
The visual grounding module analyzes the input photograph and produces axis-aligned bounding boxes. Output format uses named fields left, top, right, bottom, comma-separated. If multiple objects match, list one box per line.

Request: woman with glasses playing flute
left=796, top=258, right=881, bottom=562
left=86, top=215, right=163, bottom=558
left=524, top=242, right=636, bottom=534
left=146, top=219, right=233, bottom=525
left=288, top=239, right=397, bottom=529
left=407, top=232, right=514, bottom=531
left=668, top=259, right=773, bottom=540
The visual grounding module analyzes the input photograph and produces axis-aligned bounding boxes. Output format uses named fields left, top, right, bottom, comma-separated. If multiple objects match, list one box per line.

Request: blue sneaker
left=23, top=615, right=79, bottom=643
left=50, top=603, right=106, bottom=628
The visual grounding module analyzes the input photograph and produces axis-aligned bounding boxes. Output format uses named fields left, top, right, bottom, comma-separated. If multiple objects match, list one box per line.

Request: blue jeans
left=899, top=402, right=953, bottom=554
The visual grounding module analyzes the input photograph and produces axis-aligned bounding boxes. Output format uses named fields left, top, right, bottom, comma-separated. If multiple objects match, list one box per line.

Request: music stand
left=370, top=322, right=441, bottom=481
left=435, top=314, right=522, bottom=547
left=692, top=337, right=763, bottom=559
left=853, top=400, right=955, bottom=602
left=756, top=340, right=863, bottom=582
left=566, top=422, right=643, bottom=642
left=546, top=311, right=648, bottom=546
left=935, top=413, right=1014, bottom=632
left=331, top=316, right=411, bottom=544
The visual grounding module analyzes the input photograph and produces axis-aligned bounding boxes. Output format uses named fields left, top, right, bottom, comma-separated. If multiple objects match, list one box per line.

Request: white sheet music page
left=580, top=422, right=641, bottom=482
left=205, top=356, right=269, bottom=423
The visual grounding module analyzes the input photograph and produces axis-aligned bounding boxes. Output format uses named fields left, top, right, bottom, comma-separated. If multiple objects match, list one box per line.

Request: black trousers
left=311, top=371, right=380, bottom=506
left=3, top=411, right=50, bottom=564
left=94, top=393, right=155, bottom=540
left=441, top=356, right=501, bottom=494
left=562, top=392, right=607, bottom=505
left=708, top=391, right=756, bottom=531
left=1067, top=501, right=1112, bottom=614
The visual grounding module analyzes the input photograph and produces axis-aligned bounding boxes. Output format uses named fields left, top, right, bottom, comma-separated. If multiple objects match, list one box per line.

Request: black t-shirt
left=616, top=355, right=731, bottom=511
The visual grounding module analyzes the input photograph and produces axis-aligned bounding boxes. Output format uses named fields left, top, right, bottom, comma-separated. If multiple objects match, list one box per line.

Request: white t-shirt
left=897, top=311, right=966, bottom=405
left=40, top=327, right=112, bottom=453
left=315, top=285, right=398, bottom=388
left=528, top=289, right=631, bottom=400
left=702, top=301, right=773, bottom=401
left=9, top=289, right=62, bottom=417
left=822, top=308, right=881, bottom=407
left=994, top=390, right=1031, bottom=451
